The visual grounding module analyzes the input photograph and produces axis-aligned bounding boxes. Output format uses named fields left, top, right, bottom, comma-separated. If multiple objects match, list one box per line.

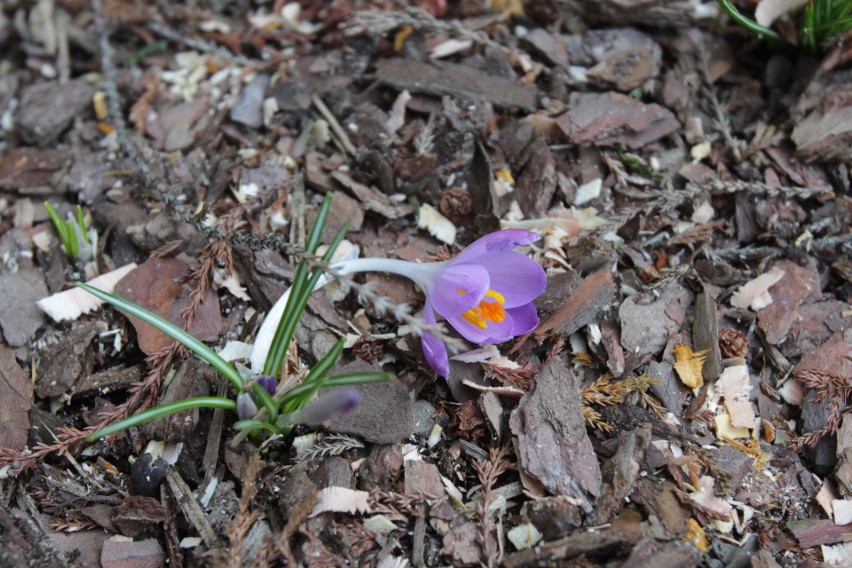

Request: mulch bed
left=0, top=0, right=850, bottom=566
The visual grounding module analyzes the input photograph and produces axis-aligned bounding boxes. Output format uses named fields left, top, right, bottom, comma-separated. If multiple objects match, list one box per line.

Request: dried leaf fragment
left=417, top=203, right=456, bottom=244
left=730, top=267, right=785, bottom=310
left=683, top=518, right=709, bottom=553
left=309, top=487, right=370, bottom=517
left=689, top=475, right=732, bottom=519
left=37, top=263, right=138, bottom=322
left=718, top=365, right=756, bottom=429
left=673, top=344, right=708, bottom=389
left=507, top=523, right=543, bottom=550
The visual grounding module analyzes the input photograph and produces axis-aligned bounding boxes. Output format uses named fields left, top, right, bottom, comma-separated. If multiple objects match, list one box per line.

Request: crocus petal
left=447, top=309, right=515, bottom=345
left=455, top=229, right=540, bottom=262
left=468, top=251, right=546, bottom=308
left=430, top=262, right=489, bottom=317
left=294, top=389, right=361, bottom=425
left=421, top=299, right=449, bottom=378
left=506, top=303, right=538, bottom=335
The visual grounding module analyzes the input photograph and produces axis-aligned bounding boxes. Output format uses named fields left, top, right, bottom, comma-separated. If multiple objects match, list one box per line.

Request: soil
left=0, top=0, right=851, bottom=566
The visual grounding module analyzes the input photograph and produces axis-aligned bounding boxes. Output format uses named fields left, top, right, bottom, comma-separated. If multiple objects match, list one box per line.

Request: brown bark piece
left=141, top=360, right=210, bottom=443
left=796, top=332, right=852, bottom=379
left=113, top=257, right=222, bottom=356
left=556, top=92, right=679, bottom=149
left=503, top=510, right=644, bottom=567
left=48, top=530, right=108, bottom=567
left=567, top=28, right=662, bottom=92
left=621, top=538, right=701, bottom=568
left=515, top=136, right=557, bottom=218
left=331, top=171, right=413, bottom=219
left=592, top=424, right=651, bottom=524
left=1, top=504, right=70, bottom=567
left=534, top=265, right=615, bottom=339
left=574, top=0, right=719, bottom=27
left=376, top=58, right=538, bottom=111
left=0, top=148, right=72, bottom=194
left=509, top=360, right=602, bottom=508
left=693, top=291, right=722, bottom=382
left=35, top=321, right=99, bottom=398
left=757, top=260, right=820, bottom=345
left=788, top=518, right=852, bottom=548
left=792, top=105, right=852, bottom=162
left=15, top=79, right=96, bottom=146
left=101, top=536, right=165, bottom=568
left=404, top=460, right=444, bottom=498
left=0, top=346, right=32, bottom=451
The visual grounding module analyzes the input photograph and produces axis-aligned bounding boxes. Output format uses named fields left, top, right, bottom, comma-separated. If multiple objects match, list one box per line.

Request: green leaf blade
left=76, top=282, right=244, bottom=391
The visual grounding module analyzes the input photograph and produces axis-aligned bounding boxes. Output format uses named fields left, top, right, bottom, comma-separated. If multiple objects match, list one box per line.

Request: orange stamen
left=459, top=289, right=506, bottom=329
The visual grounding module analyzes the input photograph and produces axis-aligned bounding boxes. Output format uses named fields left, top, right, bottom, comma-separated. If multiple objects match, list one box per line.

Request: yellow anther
left=459, top=289, right=506, bottom=329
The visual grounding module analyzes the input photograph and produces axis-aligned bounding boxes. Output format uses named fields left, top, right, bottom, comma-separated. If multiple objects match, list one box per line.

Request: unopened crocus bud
left=256, top=375, right=276, bottom=395
left=236, top=393, right=259, bottom=421
left=293, top=389, right=361, bottom=426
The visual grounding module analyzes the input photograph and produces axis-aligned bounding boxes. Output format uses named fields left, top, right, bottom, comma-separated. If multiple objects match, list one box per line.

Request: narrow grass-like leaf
left=716, top=0, right=795, bottom=51
left=305, top=193, right=334, bottom=256
left=281, top=337, right=346, bottom=414
left=233, top=419, right=282, bottom=435
left=77, top=282, right=244, bottom=391
left=75, top=205, right=91, bottom=244
left=87, top=397, right=237, bottom=440
left=809, top=0, right=852, bottom=43
left=263, top=194, right=348, bottom=379
left=279, top=372, right=392, bottom=407
left=251, top=381, right=278, bottom=423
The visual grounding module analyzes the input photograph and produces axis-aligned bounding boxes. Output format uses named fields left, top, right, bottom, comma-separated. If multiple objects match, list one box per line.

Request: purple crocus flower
left=334, top=230, right=546, bottom=377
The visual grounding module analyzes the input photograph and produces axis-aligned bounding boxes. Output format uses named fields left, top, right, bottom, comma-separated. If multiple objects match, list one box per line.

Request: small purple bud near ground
left=236, top=392, right=259, bottom=421
left=294, top=388, right=361, bottom=426
left=256, top=375, right=276, bottom=395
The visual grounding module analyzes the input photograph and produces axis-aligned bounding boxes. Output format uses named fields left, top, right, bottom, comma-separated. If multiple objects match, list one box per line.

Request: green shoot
left=80, top=192, right=393, bottom=443
left=801, top=0, right=852, bottom=51
left=717, top=0, right=852, bottom=53
left=45, top=202, right=93, bottom=261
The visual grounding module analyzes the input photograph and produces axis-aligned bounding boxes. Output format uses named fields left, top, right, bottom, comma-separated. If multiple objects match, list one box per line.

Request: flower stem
left=332, top=257, right=443, bottom=291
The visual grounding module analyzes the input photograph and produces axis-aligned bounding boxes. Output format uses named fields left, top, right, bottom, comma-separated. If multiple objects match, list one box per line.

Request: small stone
left=358, top=444, right=403, bottom=492
left=326, top=361, right=414, bottom=444
left=620, top=284, right=692, bottom=357
left=310, top=456, right=353, bottom=490
left=711, top=445, right=755, bottom=487
left=16, top=79, right=96, bottom=145
left=413, top=400, right=437, bottom=436
left=525, top=497, right=583, bottom=540
left=229, top=74, right=270, bottom=129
